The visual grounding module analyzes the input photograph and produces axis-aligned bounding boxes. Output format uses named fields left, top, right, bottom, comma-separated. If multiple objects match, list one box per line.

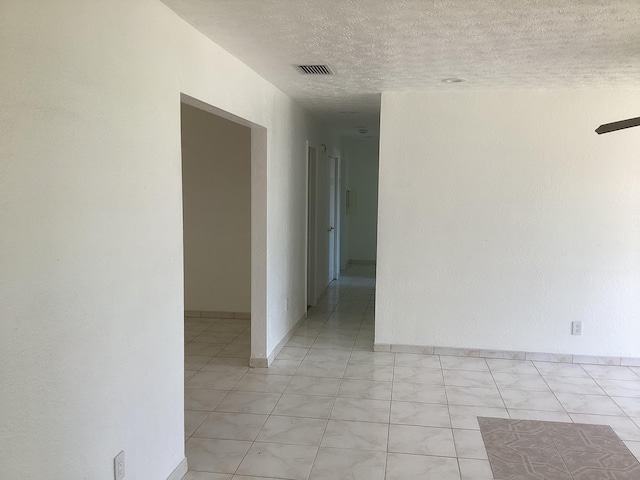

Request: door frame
left=328, top=154, right=340, bottom=283
left=306, top=144, right=343, bottom=308
left=306, top=144, right=318, bottom=307
left=180, top=93, right=268, bottom=365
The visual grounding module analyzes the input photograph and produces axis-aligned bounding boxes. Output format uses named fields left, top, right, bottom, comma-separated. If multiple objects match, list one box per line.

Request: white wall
left=181, top=103, right=251, bottom=313
left=343, top=137, right=380, bottom=263
left=0, top=1, right=338, bottom=478
left=377, top=89, right=640, bottom=358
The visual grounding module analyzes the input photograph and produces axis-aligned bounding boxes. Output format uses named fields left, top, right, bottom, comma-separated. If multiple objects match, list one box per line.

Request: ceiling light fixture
left=442, top=78, right=464, bottom=83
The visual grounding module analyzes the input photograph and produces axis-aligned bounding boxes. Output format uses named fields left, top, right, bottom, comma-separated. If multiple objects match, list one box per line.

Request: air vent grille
left=296, top=65, right=334, bottom=75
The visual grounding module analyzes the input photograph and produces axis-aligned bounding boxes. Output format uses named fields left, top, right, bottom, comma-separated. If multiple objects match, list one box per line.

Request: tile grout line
left=307, top=285, right=363, bottom=480
left=543, top=421, right=579, bottom=480
left=483, top=358, right=510, bottom=424
left=533, top=361, right=576, bottom=422
left=583, top=367, right=638, bottom=424
left=384, top=350, right=397, bottom=480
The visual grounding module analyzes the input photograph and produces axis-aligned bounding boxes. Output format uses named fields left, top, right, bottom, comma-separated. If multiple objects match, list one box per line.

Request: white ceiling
left=162, top=0, right=640, bottom=136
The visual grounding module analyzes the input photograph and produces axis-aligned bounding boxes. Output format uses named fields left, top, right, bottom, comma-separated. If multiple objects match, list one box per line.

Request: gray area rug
left=478, top=417, right=640, bottom=480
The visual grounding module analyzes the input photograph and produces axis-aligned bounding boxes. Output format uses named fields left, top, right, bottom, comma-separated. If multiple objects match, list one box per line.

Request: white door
left=307, top=147, right=317, bottom=306
left=328, top=156, right=337, bottom=282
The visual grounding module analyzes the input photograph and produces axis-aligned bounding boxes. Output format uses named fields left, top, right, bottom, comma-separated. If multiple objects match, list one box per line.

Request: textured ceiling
left=162, top=0, right=640, bottom=135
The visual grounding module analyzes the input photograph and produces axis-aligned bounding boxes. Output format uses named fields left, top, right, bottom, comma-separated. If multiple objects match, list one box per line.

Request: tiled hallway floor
left=183, top=265, right=640, bottom=480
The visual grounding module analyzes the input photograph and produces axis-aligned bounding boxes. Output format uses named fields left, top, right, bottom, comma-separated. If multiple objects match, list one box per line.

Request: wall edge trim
left=375, top=343, right=637, bottom=366
left=166, top=457, right=188, bottom=480
left=185, top=310, right=251, bottom=319
left=249, top=356, right=268, bottom=368
left=251, top=312, right=307, bottom=368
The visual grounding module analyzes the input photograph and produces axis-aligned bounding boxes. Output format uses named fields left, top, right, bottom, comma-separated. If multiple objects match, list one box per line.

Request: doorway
left=328, top=155, right=338, bottom=283
left=181, top=102, right=251, bottom=322
left=341, top=136, right=379, bottom=268
left=180, top=98, right=257, bottom=444
left=306, top=145, right=340, bottom=307
left=306, top=146, right=317, bottom=307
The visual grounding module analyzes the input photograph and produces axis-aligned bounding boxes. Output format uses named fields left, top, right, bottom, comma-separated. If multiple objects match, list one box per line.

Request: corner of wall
left=166, top=458, right=188, bottom=480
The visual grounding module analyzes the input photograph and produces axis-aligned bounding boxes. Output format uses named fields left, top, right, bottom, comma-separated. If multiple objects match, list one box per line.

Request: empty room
left=2, top=1, right=640, bottom=480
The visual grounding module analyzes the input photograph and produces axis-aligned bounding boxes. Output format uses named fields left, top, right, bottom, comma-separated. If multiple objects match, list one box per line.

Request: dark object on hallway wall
left=595, top=116, right=640, bottom=134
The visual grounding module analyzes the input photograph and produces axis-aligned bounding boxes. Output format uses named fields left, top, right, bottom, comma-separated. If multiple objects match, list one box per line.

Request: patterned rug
left=478, top=417, right=640, bottom=479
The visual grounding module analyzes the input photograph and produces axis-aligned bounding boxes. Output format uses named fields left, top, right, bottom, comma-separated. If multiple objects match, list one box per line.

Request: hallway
left=183, top=265, right=640, bottom=480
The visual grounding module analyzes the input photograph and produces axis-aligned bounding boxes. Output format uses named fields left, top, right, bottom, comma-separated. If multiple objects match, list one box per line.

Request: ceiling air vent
left=296, top=64, right=334, bottom=75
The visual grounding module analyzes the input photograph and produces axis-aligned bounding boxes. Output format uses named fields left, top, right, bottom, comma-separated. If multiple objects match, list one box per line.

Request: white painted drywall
left=377, top=89, right=640, bottom=357
left=181, top=103, right=251, bottom=313
left=343, top=137, right=380, bottom=263
left=0, top=1, right=339, bottom=479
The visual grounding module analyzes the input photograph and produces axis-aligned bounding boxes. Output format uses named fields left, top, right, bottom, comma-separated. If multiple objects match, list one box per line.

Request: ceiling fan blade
left=595, top=116, right=640, bottom=134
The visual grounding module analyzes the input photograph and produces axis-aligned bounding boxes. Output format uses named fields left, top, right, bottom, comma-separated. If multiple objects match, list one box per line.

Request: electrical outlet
left=114, top=451, right=125, bottom=480
left=285, top=298, right=290, bottom=312
left=571, top=321, right=583, bottom=336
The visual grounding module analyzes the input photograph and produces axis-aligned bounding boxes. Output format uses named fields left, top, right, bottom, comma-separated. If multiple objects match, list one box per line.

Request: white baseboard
left=375, top=343, right=640, bottom=366
left=166, top=457, right=188, bottom=480
left=249, top=356, right=268, bottom=368
left=184, top=310, right=250, bottom=319
left=250, top=312, right=307, bottom=368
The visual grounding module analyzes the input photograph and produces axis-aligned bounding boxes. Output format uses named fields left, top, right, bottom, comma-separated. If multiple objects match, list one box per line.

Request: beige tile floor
left=183, top=265, right=640, bottom=480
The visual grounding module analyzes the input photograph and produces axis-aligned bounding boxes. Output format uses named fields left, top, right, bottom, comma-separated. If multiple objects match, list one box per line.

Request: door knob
left=327, top=226, right=335, bottom=232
